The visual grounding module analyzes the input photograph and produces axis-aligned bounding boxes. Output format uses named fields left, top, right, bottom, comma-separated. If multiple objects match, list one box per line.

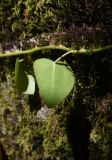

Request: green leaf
left=15, top=58, right=35, bottom=95
left=33, top=58, right=75, bottom=107
left=15, top=58, right=28, bottom=92
left=24, top=75, right=35, bottom=95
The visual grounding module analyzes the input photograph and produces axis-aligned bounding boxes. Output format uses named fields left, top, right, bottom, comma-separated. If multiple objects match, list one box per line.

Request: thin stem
left=0, top=45, right=70, bottom=58
left=0, top=44, right=112, bottom=59
left=55, top=50, right=74, bottom=63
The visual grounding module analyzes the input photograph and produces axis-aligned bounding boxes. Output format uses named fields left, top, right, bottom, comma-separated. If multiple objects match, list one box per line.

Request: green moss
left=0, top=59, right=44, bottom=160
left=43, top=108, right=74, bottom=160
left=89, top=95, right=112, bottom=160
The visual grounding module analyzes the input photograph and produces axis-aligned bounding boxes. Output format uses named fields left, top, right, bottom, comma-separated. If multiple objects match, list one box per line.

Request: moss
left=42, top=106, right=74, bottom=160
left=0, top=1, right=112, bottom=159
left=0, top=59, right=44, bottom=160
left=1, top=0, right=112, bottom=42
left=89, top=94, right=112, bottom=160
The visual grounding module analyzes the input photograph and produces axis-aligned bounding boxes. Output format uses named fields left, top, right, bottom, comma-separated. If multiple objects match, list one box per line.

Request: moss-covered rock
left=0, top=1, right=112, bottom=160
left=89, top=94, right=112, bottom=160
left=42, top=106, right=74, bottom=160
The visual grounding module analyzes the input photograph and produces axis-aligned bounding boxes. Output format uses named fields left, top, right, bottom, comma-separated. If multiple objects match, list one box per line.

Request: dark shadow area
left=66, top=51, right=112, bottom=160
left=0, top=143, right=8, bottom=160
left=66, top=101, right=91, bottom=160
left=28, top=86, right=42, bottom=112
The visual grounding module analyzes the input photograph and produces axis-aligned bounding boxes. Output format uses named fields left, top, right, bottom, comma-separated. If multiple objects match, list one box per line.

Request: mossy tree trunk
left=0, top=0, right=112, bottom=160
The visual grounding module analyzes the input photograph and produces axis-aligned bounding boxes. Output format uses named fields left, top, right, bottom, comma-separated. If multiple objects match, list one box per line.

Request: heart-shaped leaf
left=33, top=58, right=75, bottom=107
left=15, top=58, right=35, bottom=94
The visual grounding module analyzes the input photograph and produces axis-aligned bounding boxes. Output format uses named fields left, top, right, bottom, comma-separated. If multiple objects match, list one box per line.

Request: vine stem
left=0, top=45, right=70, bottom=58
left=55, top=50, right=74, bottom=63
left=0, top=44, right=112, bottom=58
